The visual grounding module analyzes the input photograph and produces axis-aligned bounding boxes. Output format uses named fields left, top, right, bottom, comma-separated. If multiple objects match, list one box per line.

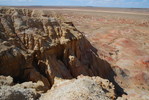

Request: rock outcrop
left=0, top=76, right=46, bottom=100
left=0, top=75, right=116, bottom=100
left=40, top=75, right=116, bottom=100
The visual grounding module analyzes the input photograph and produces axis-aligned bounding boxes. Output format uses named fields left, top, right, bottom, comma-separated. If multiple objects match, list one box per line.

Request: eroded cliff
left=0, top=7, right=125, bottom=99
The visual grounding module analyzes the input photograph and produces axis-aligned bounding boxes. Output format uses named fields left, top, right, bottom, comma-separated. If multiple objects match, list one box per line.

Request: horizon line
left=0, top=5, right=149, bottom=9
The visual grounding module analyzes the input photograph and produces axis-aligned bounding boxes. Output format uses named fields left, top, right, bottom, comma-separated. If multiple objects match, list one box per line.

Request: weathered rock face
left=0, top=7, right=120, bottom=97
left=40, top=75, right=116, bottom=100
left=0, top=76, right=46, bottom=100
left=0, top=75, right=116, bottom=100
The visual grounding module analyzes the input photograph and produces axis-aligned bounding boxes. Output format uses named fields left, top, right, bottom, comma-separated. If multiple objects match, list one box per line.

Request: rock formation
left=40, top=75, right=116, bottom=100
left=0, top=75, right=46, bottom=100
left=0, top=7, right=126, bottom=100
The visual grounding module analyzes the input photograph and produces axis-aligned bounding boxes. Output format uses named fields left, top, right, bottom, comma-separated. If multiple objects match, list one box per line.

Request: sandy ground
left=47, top=8, right=149, bottom=15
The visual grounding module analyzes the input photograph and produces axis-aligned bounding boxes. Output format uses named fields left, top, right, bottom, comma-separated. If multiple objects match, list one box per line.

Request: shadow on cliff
left=82, top=36, right=127, bottom=97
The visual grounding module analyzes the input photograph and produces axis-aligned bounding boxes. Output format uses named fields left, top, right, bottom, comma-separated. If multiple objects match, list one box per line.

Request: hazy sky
left=0, top=0, right=149, bottom=8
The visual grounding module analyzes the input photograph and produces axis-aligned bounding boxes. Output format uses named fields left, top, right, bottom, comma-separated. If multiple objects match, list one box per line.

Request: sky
left=0, top=0, right=149, bottom=8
